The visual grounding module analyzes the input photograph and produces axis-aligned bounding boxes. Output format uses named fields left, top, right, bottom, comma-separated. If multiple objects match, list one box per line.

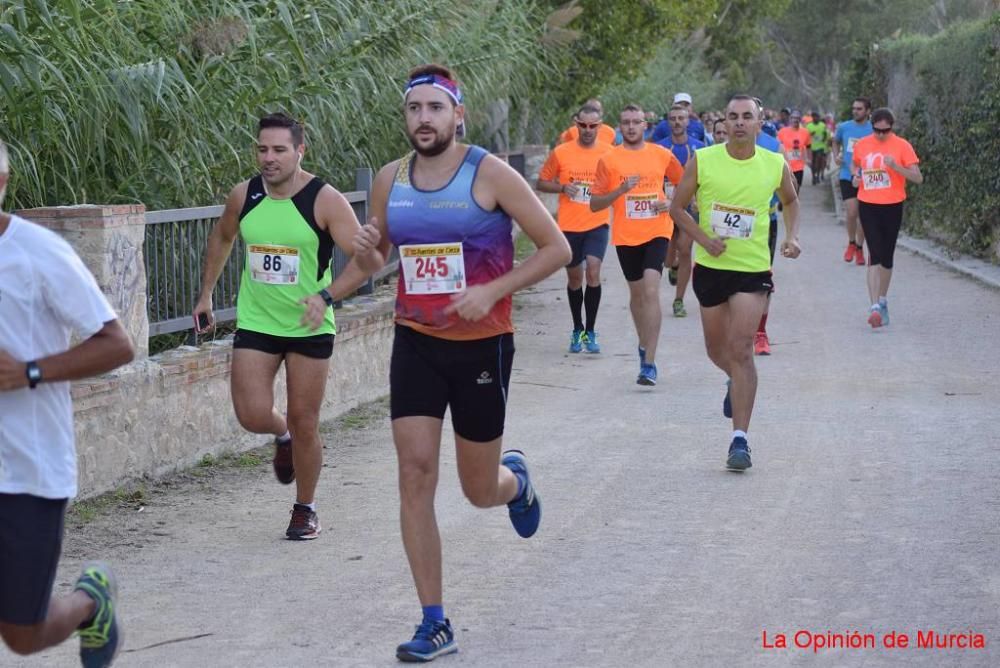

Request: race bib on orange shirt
left=710, top=203, right=755, bottom=239
left=248, top=245, right=300, bottom=284
left=862, top=169, right=891, bottom=190
left=790, top=148, right=802, bottom=160
left=625, top=193, right=659, bottom=220
left=400, top=243, right=466, bottom=294
left=569, top=181, right=592, bottom=204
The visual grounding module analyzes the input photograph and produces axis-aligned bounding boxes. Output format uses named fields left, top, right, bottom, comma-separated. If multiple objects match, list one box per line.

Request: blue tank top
left=387, top=145, right=514, bottom=341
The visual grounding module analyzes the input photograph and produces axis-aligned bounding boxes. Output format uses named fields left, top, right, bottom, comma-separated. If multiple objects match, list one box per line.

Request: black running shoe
left=286, top=504, right=320, bottom=540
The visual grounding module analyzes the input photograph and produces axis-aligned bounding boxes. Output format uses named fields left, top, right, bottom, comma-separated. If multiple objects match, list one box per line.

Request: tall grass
left=0, top=0, right=558, bottom=210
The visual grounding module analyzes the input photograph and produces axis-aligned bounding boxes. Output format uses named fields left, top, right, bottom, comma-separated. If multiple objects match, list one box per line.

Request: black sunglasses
left=873, top=126, right=892, bottom=135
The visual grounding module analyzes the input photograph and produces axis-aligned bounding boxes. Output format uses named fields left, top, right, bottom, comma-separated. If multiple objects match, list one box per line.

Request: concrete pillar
left=18, top=204, right=149, bottom=359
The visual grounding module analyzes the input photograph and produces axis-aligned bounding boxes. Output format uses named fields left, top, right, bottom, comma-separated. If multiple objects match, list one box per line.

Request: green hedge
left=0, top=0, right=556, bottom=211
left=842, top=15, right=1000, bottom=259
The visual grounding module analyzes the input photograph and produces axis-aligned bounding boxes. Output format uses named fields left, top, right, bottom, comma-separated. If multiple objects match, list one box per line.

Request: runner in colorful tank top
left=367, top=64, right=569, bottom=663
left=193, top=113, right=384, bottom=542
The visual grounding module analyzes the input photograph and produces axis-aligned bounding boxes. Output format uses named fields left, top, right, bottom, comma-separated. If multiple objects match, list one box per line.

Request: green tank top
left=695, top=144, right=784, bottom=273
left=236, top=175, right=335, bottom=336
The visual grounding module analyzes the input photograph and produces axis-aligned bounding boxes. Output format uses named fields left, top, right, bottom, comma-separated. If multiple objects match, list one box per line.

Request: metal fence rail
left=145, top=168, right=377, bottom=337
left=144, top=155, right=522, bottom=340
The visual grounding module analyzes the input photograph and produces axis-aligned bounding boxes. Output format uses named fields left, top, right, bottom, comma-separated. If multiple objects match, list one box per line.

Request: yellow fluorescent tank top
left=695, top=144, right=785, bottom=273
left=237, top=175, right=335, bottom=336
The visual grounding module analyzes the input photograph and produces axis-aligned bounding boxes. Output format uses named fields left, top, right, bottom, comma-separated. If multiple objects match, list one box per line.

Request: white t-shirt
left=0, top=215, right=117, bottom=499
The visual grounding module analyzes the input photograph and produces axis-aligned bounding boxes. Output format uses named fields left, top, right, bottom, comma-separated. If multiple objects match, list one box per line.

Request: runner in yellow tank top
left=193, top=113, right=385, bottom=540
left=670, top=95, right=802, bottom=472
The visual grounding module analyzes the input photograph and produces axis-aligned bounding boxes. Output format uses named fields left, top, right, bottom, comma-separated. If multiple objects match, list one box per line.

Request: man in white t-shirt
left=0, top=139, right=134, bottom=666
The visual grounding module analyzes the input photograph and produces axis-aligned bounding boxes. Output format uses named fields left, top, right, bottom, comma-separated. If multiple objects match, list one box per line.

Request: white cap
left=673, top=92, right=693, bottom=104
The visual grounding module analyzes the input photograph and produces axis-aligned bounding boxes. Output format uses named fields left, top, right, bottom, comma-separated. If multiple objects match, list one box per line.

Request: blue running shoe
left=569, top=329, right=584, bottom=353
left=879, top=302, right=890, bottom=326
left=396, top=618, right=458, bottom=662
left=637, top=363, right=658, bottom=386
left=584, top=330, right=601, bottom=354
left=726, top=436, right=752, bottom=471
left=501, top=450, right=541, bottom=538
left=723, top=379, right=732, bottom=418
left=75, top=562, right=121, bottom=668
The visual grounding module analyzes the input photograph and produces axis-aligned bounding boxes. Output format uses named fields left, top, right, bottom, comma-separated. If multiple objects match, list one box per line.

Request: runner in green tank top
left=670, top=95, right=802, bottom=472
left=193, top=113, right=384, bottom=540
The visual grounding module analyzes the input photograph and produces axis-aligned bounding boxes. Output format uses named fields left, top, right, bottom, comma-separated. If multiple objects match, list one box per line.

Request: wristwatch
left=26, top=360, right=42, bottom=389
left=318, top=288, right=335, bottom=308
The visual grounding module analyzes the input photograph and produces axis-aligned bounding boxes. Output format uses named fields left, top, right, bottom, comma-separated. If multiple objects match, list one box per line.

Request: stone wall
left=69, top=298, right=394, bottom=497
left=20, top=203, right=395, bottom=499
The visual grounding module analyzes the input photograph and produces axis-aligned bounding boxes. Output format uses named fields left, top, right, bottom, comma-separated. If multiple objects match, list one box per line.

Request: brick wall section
left=20, top=204, right=150, bottom=359
left=68, top=293, right=395, bottom=499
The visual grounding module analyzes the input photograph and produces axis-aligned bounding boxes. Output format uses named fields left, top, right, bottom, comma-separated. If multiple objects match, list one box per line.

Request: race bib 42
left=709, top=203, right=755, bottom=239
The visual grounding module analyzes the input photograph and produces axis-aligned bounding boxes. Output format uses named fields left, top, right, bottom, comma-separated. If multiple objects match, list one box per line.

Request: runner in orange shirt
left=591, top=104, right=684, bottom=386
left=777, top=111, right=811, bottom=189
left=851, top=108, right=923, bottom=328
left=558, top=98, right=617, bottom=145
left=537, top=104, right=613, bottom=353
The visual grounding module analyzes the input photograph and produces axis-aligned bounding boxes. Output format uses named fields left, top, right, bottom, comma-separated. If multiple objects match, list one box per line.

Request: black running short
left=840, top=179, right=859, bottom=201
left=233, top=329, right=334, bottom=359
left=792, top=170, right=804, bottom=188
left=692, top=264, right=773, bottom=309
left=390, top=325, right=514, bottom=443
left=615, top=237, right=669, bottom=282
left=0, top=494, right=67, bottom=625
left=564, top=224, right=610, bottom=268
left=859, top=201, right=904, bottom=269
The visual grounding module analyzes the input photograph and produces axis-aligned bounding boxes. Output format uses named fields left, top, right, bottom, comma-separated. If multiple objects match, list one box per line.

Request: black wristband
left=26, top=360, right=42, bottom=389
left=318, top=288, right=335, bottom=308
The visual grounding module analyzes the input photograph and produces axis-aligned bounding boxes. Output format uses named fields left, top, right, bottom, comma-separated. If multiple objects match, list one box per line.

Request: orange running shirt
left=593, top=143, right=684, bottom=247
left=852, top=133, right=920, bottom=205
left=539, top=141, right=613, bottom=233
left=777, top=127, right=812, bottom=171
left=559, top=123, right=617, bottom=145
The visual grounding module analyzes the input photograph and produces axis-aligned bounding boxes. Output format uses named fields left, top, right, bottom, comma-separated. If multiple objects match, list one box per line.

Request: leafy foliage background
left=842, top=15, right=999, bottom=259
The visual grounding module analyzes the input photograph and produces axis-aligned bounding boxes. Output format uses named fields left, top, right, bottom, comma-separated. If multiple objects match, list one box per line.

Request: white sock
left=733, top=430, right=747, bottom=442
left=870, top=303, right=880, bottom=311
left=297, top=501, right=316, bottom=511
left=276, top=431, right=291, bottom=443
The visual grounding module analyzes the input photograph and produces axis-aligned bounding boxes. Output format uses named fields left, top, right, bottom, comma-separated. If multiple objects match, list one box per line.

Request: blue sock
left=422, top=605, right=445, bottom=623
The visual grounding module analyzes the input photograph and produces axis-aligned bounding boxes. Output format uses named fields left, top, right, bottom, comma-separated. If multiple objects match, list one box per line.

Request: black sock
left=584, top=285, right=602, bottom=332
left=568, top=287, right=584, bottom=331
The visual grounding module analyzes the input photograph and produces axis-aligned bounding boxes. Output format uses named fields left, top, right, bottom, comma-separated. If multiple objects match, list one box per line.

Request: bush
left=0, top=1, right=556, bottom=210
left=843, top=15, right=1000, bottom=259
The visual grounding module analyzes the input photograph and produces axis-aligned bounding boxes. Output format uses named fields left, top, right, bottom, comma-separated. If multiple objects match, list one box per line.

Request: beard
left=408, top=126, right=455, bottom=157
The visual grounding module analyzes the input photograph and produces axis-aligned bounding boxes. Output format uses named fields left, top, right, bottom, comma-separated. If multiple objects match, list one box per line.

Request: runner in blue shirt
left=656, top=104, right=704, bottom=319
left=753, top=99, right=787, bottom=356
left=832, top=97, right=873, bottom=265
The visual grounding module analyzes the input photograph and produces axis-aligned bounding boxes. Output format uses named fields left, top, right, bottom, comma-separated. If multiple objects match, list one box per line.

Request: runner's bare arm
left=0, top=321, right=133, bottom=391
left=535, top=177, right=565, bottom=194
left=444, top=156, right=570, bottom=321
left=777, top=163, right=802, bottom=258
left=317, top=185, right=385, bottom=276
left=299, top=185, right=386, bottom=330
left=369, top=161, right=397, bottom=265
left=669, top=155, right=725, bottom=257
left=883, top=155, right=923, bottom=184
left=193, top=182, right=246, bottom=331
left=589, top=179, right=632, bottom=212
